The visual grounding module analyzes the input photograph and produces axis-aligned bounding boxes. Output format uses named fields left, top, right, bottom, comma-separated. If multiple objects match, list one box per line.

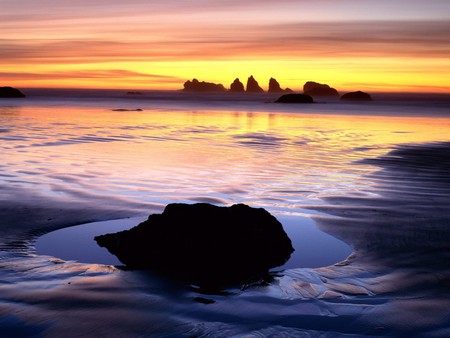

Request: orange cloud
left=1, top=0, right=449, bottom=92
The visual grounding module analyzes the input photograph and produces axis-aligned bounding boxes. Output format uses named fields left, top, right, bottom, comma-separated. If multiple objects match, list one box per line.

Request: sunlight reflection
left=1, top=106, right=450, bottom=213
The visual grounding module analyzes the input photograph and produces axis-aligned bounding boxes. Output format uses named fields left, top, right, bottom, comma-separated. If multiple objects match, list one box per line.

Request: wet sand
left=1, top=145, right=449, bottom=337
left=1, top=99, right=450, bottom=336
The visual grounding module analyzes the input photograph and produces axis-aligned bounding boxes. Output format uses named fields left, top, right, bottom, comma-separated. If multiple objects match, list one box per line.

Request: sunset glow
left=2, top=0, right=450, bottom=92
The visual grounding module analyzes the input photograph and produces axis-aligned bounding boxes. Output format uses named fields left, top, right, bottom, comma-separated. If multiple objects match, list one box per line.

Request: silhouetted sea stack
left=340, top=91, right=372, bottom=101
left=95, top=203, right=294, bottom=287
left=229, top=78, right=245, bottom=92
left=0, top=87, right=26, bottom=98
left=303, top=81, right=338, bottom=97
left=246, top=76, right=264, bottom=93
left=275, top=94, right=314, bottom=104
left=268, top=78, right=284, bottom=93
left=183, top=78, right=226, bottom=92
left=303, top=81, right=339, bottom=97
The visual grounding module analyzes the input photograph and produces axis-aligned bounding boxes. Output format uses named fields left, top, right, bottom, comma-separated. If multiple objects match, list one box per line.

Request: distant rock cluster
left=183, top=76, right=292, bottom=94
left=0, top=86, right=26, bottom=98
left=182, top=77, right=372, bottom=102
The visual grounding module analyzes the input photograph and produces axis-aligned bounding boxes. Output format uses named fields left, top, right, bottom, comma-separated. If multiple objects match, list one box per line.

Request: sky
left=1, top=0, right=450, bottom=92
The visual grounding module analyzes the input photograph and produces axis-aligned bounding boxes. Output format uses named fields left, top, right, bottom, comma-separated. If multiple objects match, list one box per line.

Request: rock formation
left=340, top=91, right=372, bottom=101
left=183, top=79, right=226, bottom=92
left=95, top=203, right=294, bottom=287
left=268, top=78, right=284, bottom=93
left=275, top=94, right=314, bottom=104
left=0, top=87, right=26, bottom=98
left=229, top=78, right=245, bottom=92
left=112, top=108, right=143, bottom=111
left=303, top=81, right=339, bottom=97
left=268, top=78, right=294, bottom=93
left=246, top=76, right=264, bottom=93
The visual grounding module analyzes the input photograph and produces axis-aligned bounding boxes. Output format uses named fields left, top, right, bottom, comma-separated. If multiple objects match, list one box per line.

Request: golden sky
left=1, top=0, right=450, bottom=92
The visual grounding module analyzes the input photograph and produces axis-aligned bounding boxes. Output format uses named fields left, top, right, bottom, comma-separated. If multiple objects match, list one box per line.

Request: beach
left=1, top=90, right=450, bottom=337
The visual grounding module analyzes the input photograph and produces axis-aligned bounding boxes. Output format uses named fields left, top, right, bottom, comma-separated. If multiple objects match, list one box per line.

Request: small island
left=0, top=86, right=26, bottom=98
left=303, top=81, right=339, bottom=97
left=183, top=79, right=227, bottom=92
left=341, top=91, right=372, bottom=101
left=275, top=93, right=314, bottom=103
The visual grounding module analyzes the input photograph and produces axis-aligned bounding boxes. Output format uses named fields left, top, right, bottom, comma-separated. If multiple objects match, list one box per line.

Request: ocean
left=1, top=89, right=450, bottom=337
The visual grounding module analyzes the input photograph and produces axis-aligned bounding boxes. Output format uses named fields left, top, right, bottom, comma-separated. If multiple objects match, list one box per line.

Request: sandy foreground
left=0, top=142, right=449, bottom=337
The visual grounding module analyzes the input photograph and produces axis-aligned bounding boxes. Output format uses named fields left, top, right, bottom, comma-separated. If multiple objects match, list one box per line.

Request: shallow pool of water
left=35, top=214, right=352, bottom=270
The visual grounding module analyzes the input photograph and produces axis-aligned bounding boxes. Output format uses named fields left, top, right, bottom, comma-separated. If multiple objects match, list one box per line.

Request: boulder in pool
left=0, top=87, right=26, bottom=98
left=275, top=93, right=314, bottom=103
left=95, top=203, right=294, bottom=287
left=341, top=91, right=372, bottom=101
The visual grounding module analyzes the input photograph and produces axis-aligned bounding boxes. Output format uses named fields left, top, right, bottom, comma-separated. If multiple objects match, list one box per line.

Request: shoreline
left=2, top=89, right=450, bottom=119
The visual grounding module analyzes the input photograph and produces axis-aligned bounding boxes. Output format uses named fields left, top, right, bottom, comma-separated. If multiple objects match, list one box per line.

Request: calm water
left=35, top=215, right=352, bottom=269
left=1, top=90, right=450, bottom=337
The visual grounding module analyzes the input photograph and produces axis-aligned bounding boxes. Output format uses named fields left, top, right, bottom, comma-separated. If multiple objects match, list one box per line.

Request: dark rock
left=246, top=76, right=264, bottom=93
left=268, top=78, right=284, bottom=93
left=112, top=108, right=143, bottom=111
left=340, top=91, right=372, bottom=101
left=183, top=79, right=226, bottom=92
left=95, top=203, right=294, bottom=287
left=275, top=94, right=314, bottom=103
left=127, top=91, right=143, bottom=95
left=0, top=87, right=26, bottom=98
left=303, top=81, right=339, bottom=97
left=268, top=78, right=293, bottom=93
left=194, top=297, right=215, bottom=304
left=229, top=78, right=245, bottom=92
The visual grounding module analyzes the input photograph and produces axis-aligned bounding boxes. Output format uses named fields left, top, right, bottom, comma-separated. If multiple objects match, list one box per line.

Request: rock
left=95, top=203, right=294, bottom=287
left=268, top=79, right=293, bottom=93
left=112, top=108, right=143, bottom=111
left=275, top=94, right=314, bottom=103
left=183, top=79, right=226, bottom=92
left=127, top=91, right=143, bottom=95
left=0, top=87, right=26, bottom=98
left=229, top=78, right=245, bottom=92
left=340, top=91, right=372, bottom=101
left=303, top=81, right=339, bottom=97
left=246, top=76, right=264, bottom=93
left=268, top=78, right=284, bottom=93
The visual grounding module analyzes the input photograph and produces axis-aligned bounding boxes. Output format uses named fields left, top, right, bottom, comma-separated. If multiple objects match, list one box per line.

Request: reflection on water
left=2, top=105, right=450, bottom=214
